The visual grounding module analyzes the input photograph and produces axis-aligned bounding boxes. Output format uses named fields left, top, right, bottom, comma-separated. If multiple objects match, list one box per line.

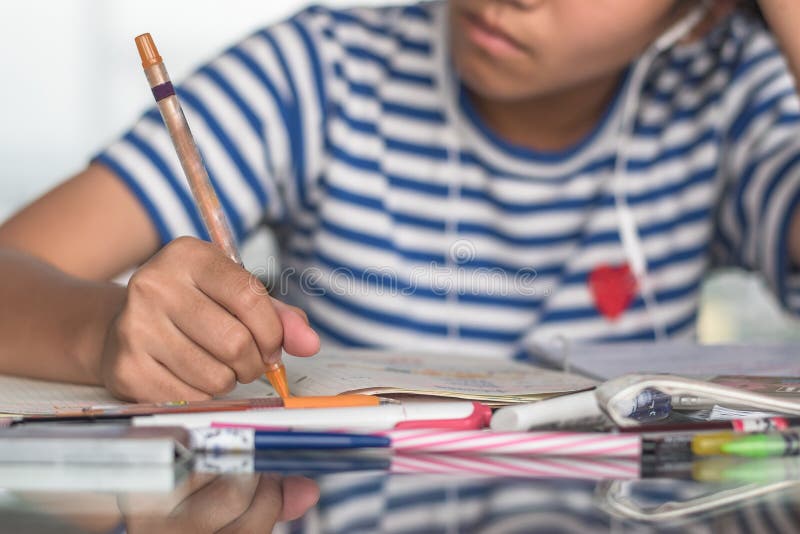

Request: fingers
left=190, top=250, right=285, bottom=365
left=118, top=473, right=219, bottom=516
left=217, top=475, right=284, bottom=534
left=167, top=286, right=265, bottom=384
left=122, top=474, right=318, bottom=534
left=156, top=320, right=238, bottom=395
left=271, top=299, right=320, bottom=357
left=103, top=236, right=320, bottom=403
left=104, top=342, right=212, bottom=402
left=185, top=241, right=319, bottom=361
left=168, top=475, right=261, bottom=532
left=279, top=476, right=320, bottom=521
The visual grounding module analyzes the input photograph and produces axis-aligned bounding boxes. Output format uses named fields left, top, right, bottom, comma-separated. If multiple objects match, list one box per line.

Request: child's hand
left=121, top=473, right=320, bottom=533
left=99, top=236, right=320, bottom=402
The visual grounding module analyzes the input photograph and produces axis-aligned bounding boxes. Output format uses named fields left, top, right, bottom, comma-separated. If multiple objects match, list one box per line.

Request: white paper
left=0, top=374, right=274, bottom=416
left=286, top=348, right=596, bottom=403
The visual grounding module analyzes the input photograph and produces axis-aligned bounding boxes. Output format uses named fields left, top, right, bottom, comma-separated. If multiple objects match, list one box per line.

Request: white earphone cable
left=613, top=1, right=711, bottom=340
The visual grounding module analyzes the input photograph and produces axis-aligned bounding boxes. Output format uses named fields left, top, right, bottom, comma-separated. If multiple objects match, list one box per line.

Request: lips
left=460, top=9, right=528, bottom=57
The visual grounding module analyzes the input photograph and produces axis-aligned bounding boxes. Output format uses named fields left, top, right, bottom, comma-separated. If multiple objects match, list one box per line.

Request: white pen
left=134, top=401, right=491, bottom=432
left=491, top=390, right=603, bottom=431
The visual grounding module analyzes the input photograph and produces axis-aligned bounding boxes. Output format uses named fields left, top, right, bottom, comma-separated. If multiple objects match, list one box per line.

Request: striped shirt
left=280, top=473, right=798, bottom=533
left=96, top=2, right=800, bottom=359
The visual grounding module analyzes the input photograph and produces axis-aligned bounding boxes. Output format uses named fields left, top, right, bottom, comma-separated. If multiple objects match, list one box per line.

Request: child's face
left=449, top=0, right=685, bottom=101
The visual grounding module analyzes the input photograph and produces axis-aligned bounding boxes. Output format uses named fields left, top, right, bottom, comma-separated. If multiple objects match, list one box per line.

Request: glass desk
left=2, top=452, right=800, bottom=533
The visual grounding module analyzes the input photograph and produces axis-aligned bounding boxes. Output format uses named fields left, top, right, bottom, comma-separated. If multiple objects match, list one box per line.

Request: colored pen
left=691, top=456, right=800, bottom=484
left=190, top=427, right=390, bottom=452
left=620, top=416, right=800, bottom=434
left=134, top=401, right=490, bottom=431
left=134, top=33, right=290, bottom=398
left=9, top=395, right=385, bottom=426
left=641, top=432, right=738, bottom=460
left=195, top=451, right=391, bottom=475
left=722, top=431, right=800, bottom=458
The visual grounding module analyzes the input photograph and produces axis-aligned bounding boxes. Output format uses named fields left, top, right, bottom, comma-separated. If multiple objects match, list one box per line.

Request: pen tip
left=264, top=365, right=290, bottom=398
left=135, top=33, right=162, bottom=68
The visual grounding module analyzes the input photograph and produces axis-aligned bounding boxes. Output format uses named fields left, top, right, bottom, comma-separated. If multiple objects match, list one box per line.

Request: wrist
left=70, top=283, right=126, bottom=385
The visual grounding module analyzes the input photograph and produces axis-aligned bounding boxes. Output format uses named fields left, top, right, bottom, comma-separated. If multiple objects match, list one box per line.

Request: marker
left=691, top=456, right=800, bottom=484
left=134, top=401, right=491, bottom=432
left=134, top=33, right=290, bottom=399
left=690, top=432, right=737, bottom=456
left=722, top=432, right=800, bottom=458
left=619, top=416, right=800, bottom=434
left=190, top=427, right=391, bottom=452
left=641, top=432, right=737, bottom=460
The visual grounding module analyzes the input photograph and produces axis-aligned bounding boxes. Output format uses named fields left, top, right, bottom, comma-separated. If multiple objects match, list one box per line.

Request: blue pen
left=195, top=451, right=392, bottom=475
left=190, top=427, right=391, bottom=452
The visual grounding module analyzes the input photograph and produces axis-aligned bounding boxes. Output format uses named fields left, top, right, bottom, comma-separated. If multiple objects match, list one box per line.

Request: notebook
left=0, top=374, right=275, bottom=416
left=0, top=349, right=595, bottom=415
left=284, top=349, right=596, bottom=405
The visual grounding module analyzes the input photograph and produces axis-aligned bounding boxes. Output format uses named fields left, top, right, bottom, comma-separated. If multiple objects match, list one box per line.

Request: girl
left=1, top=0, right=798, bottom=401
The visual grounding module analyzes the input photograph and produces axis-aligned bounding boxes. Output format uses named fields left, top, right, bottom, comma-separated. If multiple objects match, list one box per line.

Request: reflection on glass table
left=3, top=452, right=800, bottom=533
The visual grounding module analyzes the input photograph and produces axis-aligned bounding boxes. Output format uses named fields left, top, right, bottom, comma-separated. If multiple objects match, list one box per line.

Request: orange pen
left=135, top=33, right=291, bottom=398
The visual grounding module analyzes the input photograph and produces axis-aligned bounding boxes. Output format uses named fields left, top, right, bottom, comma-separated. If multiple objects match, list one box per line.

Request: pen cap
left=135, top=33, right=162, bottom=68
left=490, top=390, right=601, bottom=431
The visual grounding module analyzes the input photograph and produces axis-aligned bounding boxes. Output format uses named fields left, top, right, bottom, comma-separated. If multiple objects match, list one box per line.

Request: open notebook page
left=286, top=349, right=596, bottom=404
left=0, top=375, right=274, bottom=416
left=0, top=349, right=595, bottom=414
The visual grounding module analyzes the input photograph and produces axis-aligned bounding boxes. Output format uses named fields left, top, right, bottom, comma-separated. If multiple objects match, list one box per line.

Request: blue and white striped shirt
left=96, top=2, right=800, bottom=358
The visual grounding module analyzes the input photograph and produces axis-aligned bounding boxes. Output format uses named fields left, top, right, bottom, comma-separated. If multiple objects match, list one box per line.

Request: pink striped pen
left=380, top=429, right=642, bottom=458
left=390, top=453, right=640, bottom=480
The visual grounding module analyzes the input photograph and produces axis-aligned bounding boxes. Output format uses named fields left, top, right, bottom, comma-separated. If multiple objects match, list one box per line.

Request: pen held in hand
left=134, top=33, right=291, bottom=397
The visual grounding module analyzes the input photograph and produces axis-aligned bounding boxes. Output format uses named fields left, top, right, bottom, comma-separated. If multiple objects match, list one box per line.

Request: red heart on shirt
left=588, top=264, right=638, bottom=321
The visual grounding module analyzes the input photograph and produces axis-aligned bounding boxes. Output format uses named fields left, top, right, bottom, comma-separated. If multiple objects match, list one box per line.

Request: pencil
left=134, top=33, right=290, bottom=398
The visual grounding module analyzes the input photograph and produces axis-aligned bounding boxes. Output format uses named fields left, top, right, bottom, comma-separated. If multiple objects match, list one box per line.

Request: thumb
left=270, top=298, right=320, bottom=357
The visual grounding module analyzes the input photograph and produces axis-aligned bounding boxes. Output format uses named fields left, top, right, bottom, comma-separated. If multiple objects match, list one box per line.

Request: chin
left=454, top=51, right=541, bottom=103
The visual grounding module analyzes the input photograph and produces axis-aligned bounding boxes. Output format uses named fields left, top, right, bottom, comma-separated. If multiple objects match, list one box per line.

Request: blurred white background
left=1, top=0, right=797, bottom=343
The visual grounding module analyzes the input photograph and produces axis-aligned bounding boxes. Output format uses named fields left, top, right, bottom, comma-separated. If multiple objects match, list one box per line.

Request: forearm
left=758, top=1, right=800, bottom=266
left=759, top=0, right=800, bottom=86
left=0, top=248, right=125, bottom=384
left=791, top=206, right=800, bottom=267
